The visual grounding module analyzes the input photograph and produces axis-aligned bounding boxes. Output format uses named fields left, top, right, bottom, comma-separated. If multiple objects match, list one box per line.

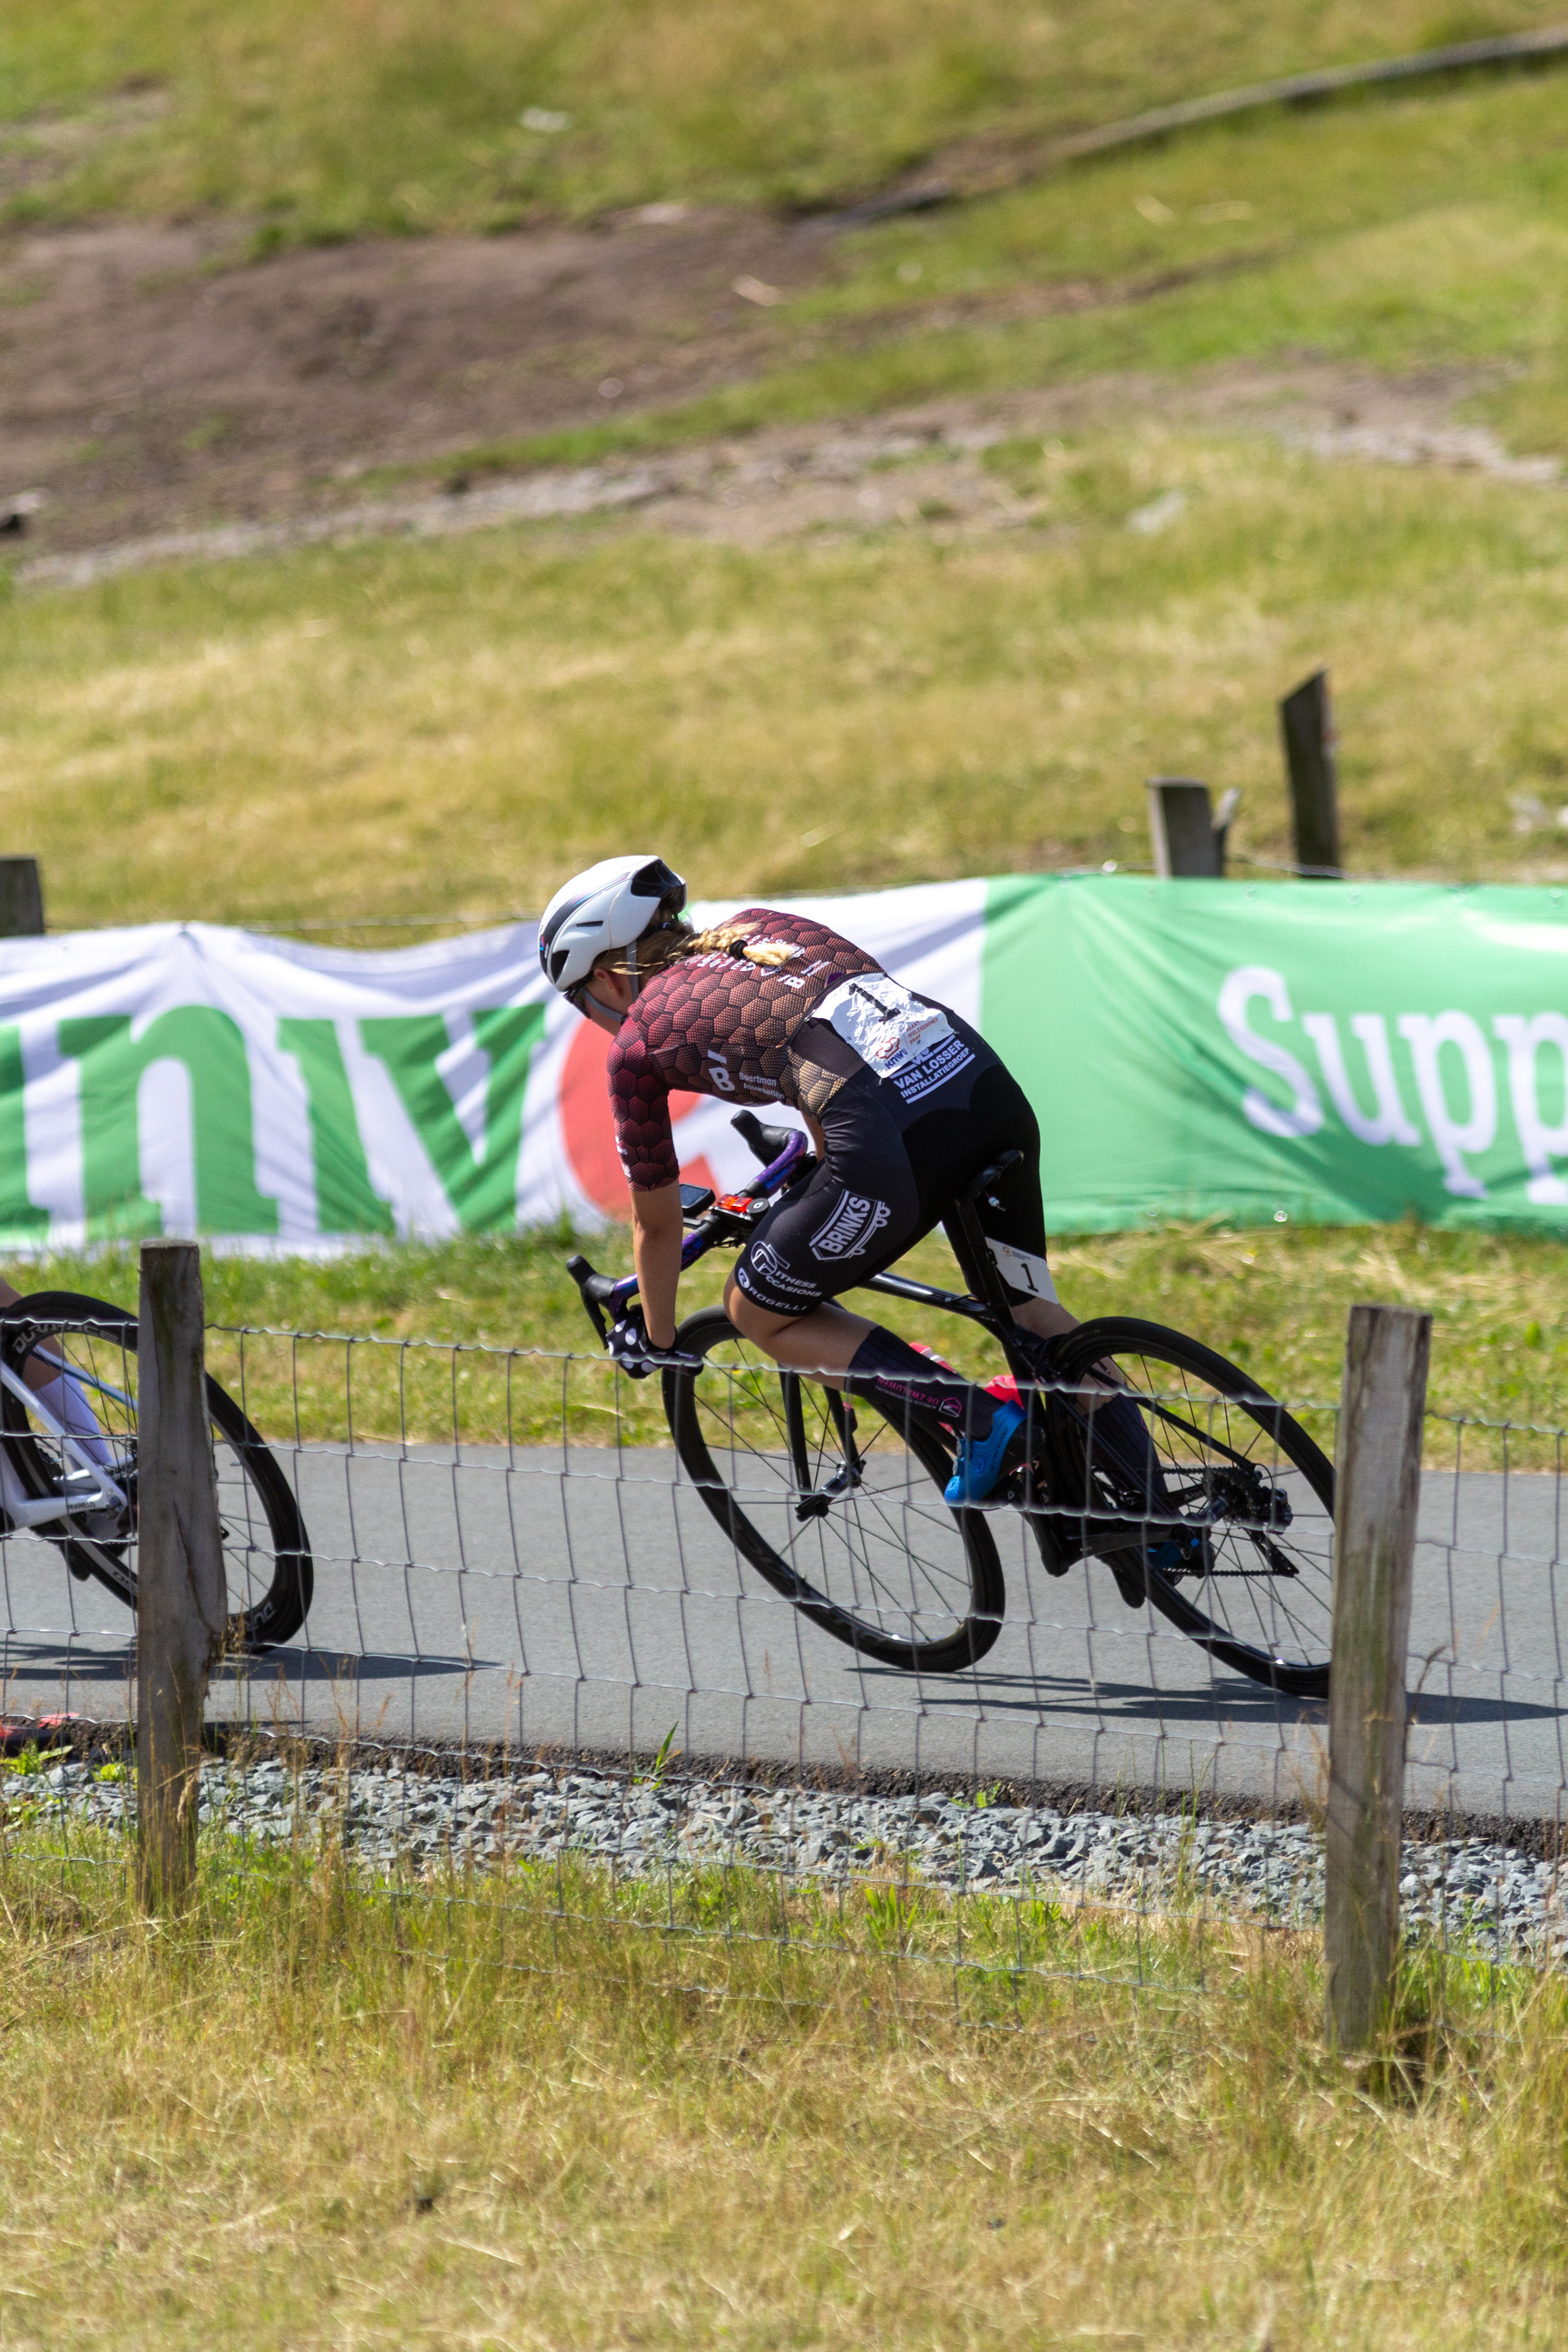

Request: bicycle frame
left=567, top=1122, right=1031, bottom=1377
left=0, top=1351, right=132, bottom=1527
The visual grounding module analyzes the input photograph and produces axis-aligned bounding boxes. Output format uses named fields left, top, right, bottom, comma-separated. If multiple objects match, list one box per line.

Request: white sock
left=31, top=1372, right=113, bottom=1471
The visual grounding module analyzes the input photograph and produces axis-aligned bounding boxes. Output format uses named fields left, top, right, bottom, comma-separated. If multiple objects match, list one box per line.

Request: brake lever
left=565, top=1255, right=622, bottom=1344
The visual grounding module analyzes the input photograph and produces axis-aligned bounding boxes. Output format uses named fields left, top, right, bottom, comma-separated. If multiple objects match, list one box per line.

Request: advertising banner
left=0, top=875, right=1562, bottom=1248
left=0, top=884, right=983, bottom=1250
left=983, top=876, right=1568, bottom=1230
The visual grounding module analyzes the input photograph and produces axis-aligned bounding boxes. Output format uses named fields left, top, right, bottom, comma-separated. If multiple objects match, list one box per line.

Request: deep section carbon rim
left=1046, top=1316, right=1334, bottom=1700
left=0, top=1292, right=313, bottom=1651
left=665, top=1307, right=1004, bottom=1672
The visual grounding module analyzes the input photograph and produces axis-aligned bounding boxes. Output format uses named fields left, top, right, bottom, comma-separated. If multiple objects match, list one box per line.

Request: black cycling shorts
left=730, top=1018, right=1051, bottom=1320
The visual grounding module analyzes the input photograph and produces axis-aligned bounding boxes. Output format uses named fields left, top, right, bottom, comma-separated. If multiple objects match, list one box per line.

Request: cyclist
left=539, top=855, right=1081, bottom=1504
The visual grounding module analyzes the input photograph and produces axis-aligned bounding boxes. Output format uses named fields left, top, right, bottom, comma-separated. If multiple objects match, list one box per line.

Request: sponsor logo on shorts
left=808, top=1190, right=892, bottom=1261
left=748, top=1241, right=819, bottom=1299
left=892, top=1033, right=975, bottom=1104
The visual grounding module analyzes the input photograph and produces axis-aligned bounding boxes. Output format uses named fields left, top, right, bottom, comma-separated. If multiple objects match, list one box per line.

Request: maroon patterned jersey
left=606, top=908, right=882, bottom=1191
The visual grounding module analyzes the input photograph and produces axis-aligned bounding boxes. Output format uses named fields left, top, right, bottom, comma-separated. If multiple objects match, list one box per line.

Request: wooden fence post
left=0, top=858, right=44, bottom=937
left=136, top=1240, right=225, bottom=1911
left=1147, top=778, right=1224, bottom=877
left=1279, top=670, right=1342, bottom=877
left=1325, top=1301, right=1430, bottom=2052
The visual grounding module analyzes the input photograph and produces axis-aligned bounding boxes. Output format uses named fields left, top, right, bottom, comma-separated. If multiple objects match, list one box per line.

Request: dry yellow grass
left=8, top=429, right=1568, bottom=932
left=0, top=1828, right=1558, bottom=2349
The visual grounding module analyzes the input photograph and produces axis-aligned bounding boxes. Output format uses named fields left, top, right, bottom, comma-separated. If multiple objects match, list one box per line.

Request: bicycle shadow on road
left=857, top=1667, right=1568, bottom=1730
left=0, top=1638, right=501, bottom=1690
left=1406, top=1687, right=1568, bottom=1727
left=0, top=1637, right=135, bottom=1688
left=215, top=1646, right=499, bottom=1686
left=857, top=1665, right=1328, bottom=1723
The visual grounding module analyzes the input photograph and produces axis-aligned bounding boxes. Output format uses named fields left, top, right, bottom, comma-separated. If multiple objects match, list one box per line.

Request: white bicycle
left=0, top=1291, right=312, bottom=1651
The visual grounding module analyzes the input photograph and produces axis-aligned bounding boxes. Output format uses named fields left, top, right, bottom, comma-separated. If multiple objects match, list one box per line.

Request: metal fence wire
left=0, top=1321, right=1564, bottom=2005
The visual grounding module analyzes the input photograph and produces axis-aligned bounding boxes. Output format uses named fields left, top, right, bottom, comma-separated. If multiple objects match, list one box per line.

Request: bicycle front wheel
left=1046, top=1317, right=1334, bottom=1701
left=664, top=1307, right=1004, bottom=1672
left=0, top=1292, right=313, bottom=1651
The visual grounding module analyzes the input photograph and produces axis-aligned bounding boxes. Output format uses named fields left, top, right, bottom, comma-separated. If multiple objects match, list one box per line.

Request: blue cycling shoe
left=943, top=1398, right=1026, bottom=1508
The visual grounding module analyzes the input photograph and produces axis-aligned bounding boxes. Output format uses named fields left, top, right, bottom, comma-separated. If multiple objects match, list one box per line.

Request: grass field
left=438, top=66, right=1568, bottom=477
left=22, top=1219, right=1567, bottom=1454
left=8, top=426, right=1568, bottom=931
left=4, top=0, right=1564, bottom=238
left=5, top=15, right=1568, bottom=2329
left=0, top=1827, right=1561, bottom=2348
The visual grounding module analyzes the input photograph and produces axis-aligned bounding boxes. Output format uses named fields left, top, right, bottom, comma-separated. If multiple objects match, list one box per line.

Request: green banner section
left=980, top=875, right=1568, bottom=1232
left=359, top=1007, right=546, bottom=1234
left=58, top=1008, right=281, bottom=1240
left=277, top=1019, right=397, bottom=1238
left=0, top=1026, right=46, bottom=1241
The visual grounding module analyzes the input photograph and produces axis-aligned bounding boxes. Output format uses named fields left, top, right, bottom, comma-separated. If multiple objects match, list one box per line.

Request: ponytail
left=677, top=923, right=796, bottom=969
left=591, top=914, right=797, bottom=985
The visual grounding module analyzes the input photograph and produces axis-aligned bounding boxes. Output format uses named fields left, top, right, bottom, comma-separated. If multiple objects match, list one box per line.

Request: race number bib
left=818, top=976, right=953, bottom=1079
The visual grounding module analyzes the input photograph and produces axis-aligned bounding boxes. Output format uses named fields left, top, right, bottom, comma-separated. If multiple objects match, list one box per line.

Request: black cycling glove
left=606, top=1309, right=694, bottom=1379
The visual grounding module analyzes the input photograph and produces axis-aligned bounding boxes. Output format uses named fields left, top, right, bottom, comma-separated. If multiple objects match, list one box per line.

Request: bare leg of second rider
left=0, top=1276, right=115, bottom=1483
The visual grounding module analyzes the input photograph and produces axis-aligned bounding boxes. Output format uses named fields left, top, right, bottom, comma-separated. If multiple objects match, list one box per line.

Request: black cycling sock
left=847, top=1327, right=995, bottom=1441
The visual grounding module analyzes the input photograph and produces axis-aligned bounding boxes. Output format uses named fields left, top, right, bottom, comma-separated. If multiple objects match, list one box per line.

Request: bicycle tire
left=664, top=1306, right=1005, bottom=1671
left=1044, top=1316, right=1333, bottom=1701
left=0, top=1291, right=313, bottom=1651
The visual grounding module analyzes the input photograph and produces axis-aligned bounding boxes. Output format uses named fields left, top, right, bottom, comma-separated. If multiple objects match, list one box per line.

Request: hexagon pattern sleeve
left=604, top=907, right=883, bottom=1193
left=606, top=1023, right=681, bottom=1192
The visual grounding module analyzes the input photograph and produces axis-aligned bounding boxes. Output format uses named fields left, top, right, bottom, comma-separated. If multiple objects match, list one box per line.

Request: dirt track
left=0, top=207, right=824, bottom=554
left=0, top=203, right=1542, bottom=570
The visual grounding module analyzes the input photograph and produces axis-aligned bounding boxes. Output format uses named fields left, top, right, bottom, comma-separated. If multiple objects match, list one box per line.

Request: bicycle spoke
left=1058, top=1334, right=1333, bottom=1683
left=678, top=1322, right=997, bottom=1661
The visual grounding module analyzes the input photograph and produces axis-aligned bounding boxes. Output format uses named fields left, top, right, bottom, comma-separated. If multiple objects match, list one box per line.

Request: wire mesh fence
left=0, top=1312, right=1564, bottom=2013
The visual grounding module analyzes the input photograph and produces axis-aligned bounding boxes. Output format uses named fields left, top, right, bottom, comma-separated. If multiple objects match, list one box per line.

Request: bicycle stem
left=604, top=1130, right=813, bottom=1317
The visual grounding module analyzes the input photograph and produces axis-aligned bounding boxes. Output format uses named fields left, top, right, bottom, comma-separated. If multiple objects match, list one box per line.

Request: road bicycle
left=570, top=1111, right=1335, bottom=1700
left=0, top=1292, right=313, bottom=1651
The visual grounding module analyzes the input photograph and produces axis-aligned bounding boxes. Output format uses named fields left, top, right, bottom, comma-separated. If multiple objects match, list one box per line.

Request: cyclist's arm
left=606, top=1030, right=685, bottom=1346
left=631, top=1181, right=683, bottom=1348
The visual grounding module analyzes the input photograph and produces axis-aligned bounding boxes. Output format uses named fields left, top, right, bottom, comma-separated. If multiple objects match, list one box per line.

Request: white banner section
left=0, top=887, right=985, bottom=1251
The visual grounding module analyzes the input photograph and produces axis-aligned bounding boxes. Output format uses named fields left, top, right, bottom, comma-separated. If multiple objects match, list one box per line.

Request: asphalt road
left=0, top=1446, right=1562, bottom=1819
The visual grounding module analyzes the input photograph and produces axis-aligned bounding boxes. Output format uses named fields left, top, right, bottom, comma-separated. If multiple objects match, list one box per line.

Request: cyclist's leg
left=940, top=1063, right=1076, bottom=1346
left=948, top=1070, right=1161, bottom=1491
left=724, top=1075, right=1006, bottom=1444
left=723, top=1129, right=909, bottom=1362
left=0, top=1271, right=114, bottom=1465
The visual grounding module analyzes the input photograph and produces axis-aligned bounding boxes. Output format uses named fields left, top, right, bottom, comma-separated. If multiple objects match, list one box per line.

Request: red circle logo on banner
left=560, top=1020, right=719, bottom=1217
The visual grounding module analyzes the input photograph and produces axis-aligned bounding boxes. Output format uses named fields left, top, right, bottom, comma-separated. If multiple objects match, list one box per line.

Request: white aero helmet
left=537, top=855, right=686, bottom=996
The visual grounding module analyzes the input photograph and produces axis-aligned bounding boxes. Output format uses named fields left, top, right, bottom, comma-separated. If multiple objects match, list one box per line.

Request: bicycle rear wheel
left=1044, top=1317, right=1333, bottom=1700
left=665, top=1307, right=1004, bottom=1671
left=0, top=1292, right=313, bottom=1651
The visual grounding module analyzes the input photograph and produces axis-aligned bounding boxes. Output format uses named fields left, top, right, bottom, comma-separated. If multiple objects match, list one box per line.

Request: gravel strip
left=6, top=1757, right=1564, bottom=1958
